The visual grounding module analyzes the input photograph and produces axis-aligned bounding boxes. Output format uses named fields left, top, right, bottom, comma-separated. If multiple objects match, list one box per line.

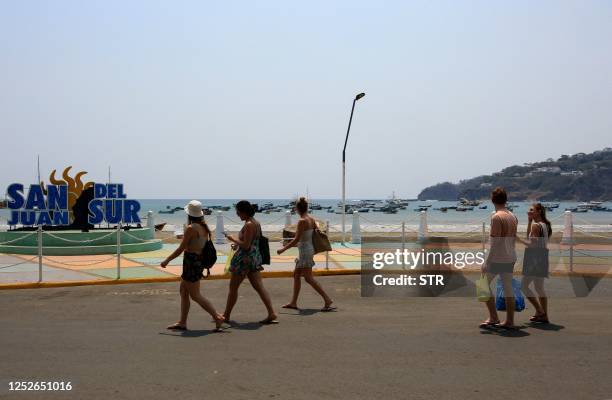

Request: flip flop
left=213, top=327, right=224, bottom=333
left=259, top=318, right=279, bottom=325
left=479, top=320, right=500, bottom=329
left=321, top=306, right=337, bottom=312
left=496, top=324, right=519, bottom=331
left=167, top=324, right=187, bottom=331
left=282, top=305, right=299, bottom=310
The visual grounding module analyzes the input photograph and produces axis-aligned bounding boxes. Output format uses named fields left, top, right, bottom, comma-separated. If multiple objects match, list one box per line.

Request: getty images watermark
left=360, top=236, right=488, bottom=297
left=369, top=248, right=485, bottom=287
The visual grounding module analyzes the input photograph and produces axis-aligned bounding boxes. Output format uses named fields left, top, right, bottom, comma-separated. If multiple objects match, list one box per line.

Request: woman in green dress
left=223, top=200, right=278, bottom=324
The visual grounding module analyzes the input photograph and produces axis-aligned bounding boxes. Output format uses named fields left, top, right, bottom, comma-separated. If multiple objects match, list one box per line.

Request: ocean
left=136, top=199, right=612, bottom=232
left=2, top=199, right=611, bottom=232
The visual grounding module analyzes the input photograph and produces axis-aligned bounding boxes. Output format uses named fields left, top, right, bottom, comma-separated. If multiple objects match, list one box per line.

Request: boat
left=456, top=206, right=474, bottom=212
left=566, top=207, right=588, bottom=213
left=459, top=198, right=481, bottom=207
left=158, top=206, right=176, bottom=214
left=358, top=208, right=370, bottom=213
left=479, top=205, right=488, bottom=209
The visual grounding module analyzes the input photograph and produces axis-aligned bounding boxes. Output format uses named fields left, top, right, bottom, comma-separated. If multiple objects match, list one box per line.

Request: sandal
left=479, top=320, right=500, bottom=329
left=167, top=323, right=187, bottom=331
left=496, top=323, right=519, bottom=331
left=259, top=318, right=279, bottom=325
left=282, top=304, right=299, bottom=310
left=321, top=305, right=337, bottom=312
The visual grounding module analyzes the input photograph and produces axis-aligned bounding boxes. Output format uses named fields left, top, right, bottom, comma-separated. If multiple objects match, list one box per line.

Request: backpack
left=256, top=221, right=270, bottom=265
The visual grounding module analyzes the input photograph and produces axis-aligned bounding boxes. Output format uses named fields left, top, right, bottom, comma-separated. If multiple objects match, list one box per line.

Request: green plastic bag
left=476, top=274, right=491, bottom=302
left=224, top=248, right=235, bottom=275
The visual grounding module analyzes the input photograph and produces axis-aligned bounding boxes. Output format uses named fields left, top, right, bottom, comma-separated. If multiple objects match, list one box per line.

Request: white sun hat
left=184, top=200, right=204, bottom=217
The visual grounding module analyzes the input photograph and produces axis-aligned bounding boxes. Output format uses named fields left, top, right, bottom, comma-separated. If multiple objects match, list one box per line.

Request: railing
left=0, top=223, right=155, bottom=282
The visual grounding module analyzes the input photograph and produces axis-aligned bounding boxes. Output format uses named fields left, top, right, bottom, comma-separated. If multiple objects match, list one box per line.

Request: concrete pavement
left=1, top=275, right=612, bottom=400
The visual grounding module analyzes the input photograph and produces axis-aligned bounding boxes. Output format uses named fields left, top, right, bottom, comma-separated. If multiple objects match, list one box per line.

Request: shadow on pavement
left=158, top=329, right=224, bottom=338
left=479, top=326, right=531, bottom=338
left=525, top=322, right=565, bottom=331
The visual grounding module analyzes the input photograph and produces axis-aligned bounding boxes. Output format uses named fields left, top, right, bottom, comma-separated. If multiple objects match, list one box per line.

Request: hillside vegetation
left=417, top=148, right=612, bottom=201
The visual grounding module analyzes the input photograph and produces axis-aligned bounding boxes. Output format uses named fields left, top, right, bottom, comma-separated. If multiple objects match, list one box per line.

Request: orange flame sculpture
left=40, top=166, right=94, bottom=218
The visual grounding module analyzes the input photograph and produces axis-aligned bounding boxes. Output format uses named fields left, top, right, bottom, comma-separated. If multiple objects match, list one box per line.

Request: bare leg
left=223, top=273, right=245, bottom=322
left=500, top=272, right=515, bottom=327
left=283, top=269, right=302, bottom=308
left=247, top=271, right=277, bottom=322
left=168, top=280, right=190, bottom=329
left=521, top=276, right=543, bottom=315
left=534, top=278, right=548, bottom=319
left=302, top=268, right=333, bottom=306
left=185, top=281, right=224, bottom=329
left=483, top=272, right=500, bottom=324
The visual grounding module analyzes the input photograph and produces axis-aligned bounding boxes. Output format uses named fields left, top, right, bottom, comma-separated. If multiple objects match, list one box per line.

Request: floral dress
left=229, top=221, right=263, bottom=275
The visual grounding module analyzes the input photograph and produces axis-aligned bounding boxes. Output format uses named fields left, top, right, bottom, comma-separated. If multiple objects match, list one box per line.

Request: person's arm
left=160, top=226, right=194, bottom=267
left=277, top=219, right=306, bottom=254
left=528, top=223, right=542, bottom=246
left=227, top=222, right=256, bottom=250
left=484, top=215, right=501, bottom=271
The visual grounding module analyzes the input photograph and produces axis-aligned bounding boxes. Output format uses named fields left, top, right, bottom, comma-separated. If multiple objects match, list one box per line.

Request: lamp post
left=342, top=92, right=365, bottom=243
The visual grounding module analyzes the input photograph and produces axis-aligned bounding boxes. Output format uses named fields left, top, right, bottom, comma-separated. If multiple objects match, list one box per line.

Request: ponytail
left=534, top=203, right=552, bottom=237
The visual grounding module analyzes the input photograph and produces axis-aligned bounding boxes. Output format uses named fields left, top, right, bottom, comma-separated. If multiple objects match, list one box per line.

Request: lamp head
left=355, top=92, right=365, bottom=101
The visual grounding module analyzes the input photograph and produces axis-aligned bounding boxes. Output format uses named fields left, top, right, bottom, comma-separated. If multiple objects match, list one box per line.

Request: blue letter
left=117, top=184, right=127, bottom=198
left=47, top=185, right=68, bottom=210
left=25, top=185, right=46, bottom=210
left=53, top=211, right=69, bottom=225
left=94, top=183, right=107, bottom=199
left=107, top=184, right=117, bottom=199
left=88, top=199, right=104, bottom=225
left=6, top=183, right=24, bottom=209
left=7, top=210, right=19, bottom=225
left=123, top=200, right=141, bottom=223
left=104, top=200, right=122, bottom=224
left=38, top=212, right=52, bottom=226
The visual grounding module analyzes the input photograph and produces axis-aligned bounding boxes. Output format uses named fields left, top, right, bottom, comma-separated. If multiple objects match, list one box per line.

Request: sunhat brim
left=184, top=205, right=204, bottom=218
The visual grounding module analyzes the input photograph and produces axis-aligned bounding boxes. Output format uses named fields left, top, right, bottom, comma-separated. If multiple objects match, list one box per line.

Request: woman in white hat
left=161, top=200, right=224, bottom=332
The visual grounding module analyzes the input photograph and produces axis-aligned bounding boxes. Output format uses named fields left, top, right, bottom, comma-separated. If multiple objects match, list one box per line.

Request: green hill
left=417, top=148, right=612, bottom=201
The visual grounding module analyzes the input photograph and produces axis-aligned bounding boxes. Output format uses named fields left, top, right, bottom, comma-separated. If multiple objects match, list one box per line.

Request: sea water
left=2, top=199, right=611, bottom=232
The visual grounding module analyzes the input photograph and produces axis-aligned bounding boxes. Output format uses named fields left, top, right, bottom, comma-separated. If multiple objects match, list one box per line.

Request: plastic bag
left=224, top=248, right=235, bottom=275
left=495, top=278, right=525, bottom=312
left=476, top=274, right=491, bottom=302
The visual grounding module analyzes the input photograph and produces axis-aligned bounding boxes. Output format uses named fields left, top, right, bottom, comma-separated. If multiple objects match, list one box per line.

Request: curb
left=0, top=268, right=609, bottom=291
left=0, top=269, right=362, bottom=290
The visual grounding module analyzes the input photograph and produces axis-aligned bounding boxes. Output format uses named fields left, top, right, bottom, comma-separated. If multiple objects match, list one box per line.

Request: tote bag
left=495, top=278, right=525, bottom=312
left=312, top=227, right=332, bottom=254
left=475, top=274, right=491, bottom=302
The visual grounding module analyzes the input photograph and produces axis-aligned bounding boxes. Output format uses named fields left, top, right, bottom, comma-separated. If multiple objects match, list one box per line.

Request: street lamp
left=342, top=92, right=365, bottom=243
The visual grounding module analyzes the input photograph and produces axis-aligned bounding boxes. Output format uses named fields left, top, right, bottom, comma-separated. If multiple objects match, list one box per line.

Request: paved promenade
left=1, top=275, right=611, bottom=400
left=1, top=239, right=610, bottom=286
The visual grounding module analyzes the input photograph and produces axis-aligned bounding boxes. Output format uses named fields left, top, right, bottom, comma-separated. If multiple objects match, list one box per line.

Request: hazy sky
left=1, top=1, right=611, bottom=199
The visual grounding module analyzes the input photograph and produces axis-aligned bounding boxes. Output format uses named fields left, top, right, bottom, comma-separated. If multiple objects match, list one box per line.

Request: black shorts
left=182, top=252, right=205, bottom=282
left=488, top=262, right=515, bottom=274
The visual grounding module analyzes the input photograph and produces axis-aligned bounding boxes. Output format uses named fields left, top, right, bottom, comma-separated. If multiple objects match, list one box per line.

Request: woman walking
left=160, top=200, right=224, bottom=332
left=277, top=197, right=335, bottom=312
left=520, top=203, right=552, bottom=323
left=223, top=200, right=278, bottom=324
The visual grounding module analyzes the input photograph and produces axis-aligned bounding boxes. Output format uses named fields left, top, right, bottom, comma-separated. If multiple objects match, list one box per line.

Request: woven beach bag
left=312, top=227, right=332, bottom=254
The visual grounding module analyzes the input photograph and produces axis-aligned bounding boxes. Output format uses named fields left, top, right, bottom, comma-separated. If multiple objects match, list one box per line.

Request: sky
left=1, top=0, right=611, bottom=199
